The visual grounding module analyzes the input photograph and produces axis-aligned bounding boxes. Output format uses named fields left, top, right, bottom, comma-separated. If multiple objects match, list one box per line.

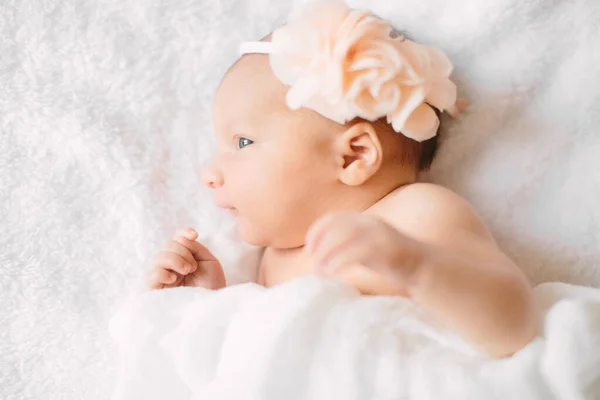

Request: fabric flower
left=267, top=1, right=458, bottom=142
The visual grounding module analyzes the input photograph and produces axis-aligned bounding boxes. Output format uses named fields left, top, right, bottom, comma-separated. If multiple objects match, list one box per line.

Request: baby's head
left=202, top=2, right=458, bottom=249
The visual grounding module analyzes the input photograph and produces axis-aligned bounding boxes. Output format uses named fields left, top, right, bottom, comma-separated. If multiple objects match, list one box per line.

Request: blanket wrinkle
left=110, top=278, right=600, bottom=399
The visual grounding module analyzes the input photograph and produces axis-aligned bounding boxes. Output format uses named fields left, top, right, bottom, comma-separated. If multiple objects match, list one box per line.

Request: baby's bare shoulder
left=370, top=183, right=496, bottom=246
left=389, top=183, right=475, bottom=215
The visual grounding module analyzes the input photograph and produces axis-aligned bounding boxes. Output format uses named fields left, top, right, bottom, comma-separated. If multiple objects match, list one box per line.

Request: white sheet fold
left=110, top=278, right=600, bottom=399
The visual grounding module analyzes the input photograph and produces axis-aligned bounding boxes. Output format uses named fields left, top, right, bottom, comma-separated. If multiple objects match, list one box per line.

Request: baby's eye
left=236, top=137, right=254, bottom=149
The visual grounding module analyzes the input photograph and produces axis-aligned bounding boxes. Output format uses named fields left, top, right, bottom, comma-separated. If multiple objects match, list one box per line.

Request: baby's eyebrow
left=227, top=118, right=268, bottom=138
left=224, top=119, right=248, bottom=135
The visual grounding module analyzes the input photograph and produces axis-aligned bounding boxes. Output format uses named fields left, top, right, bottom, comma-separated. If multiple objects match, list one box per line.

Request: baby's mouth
left=219, top=206, right=238, bottom=217
left=214, top=199, right=238, bottom=216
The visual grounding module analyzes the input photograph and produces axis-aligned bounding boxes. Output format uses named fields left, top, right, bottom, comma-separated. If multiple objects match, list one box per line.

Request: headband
left=239, top=2, right=460, bottom=142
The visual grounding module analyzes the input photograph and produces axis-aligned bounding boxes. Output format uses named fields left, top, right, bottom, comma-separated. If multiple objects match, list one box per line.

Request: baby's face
left=203, top=56, right=343, bottom=249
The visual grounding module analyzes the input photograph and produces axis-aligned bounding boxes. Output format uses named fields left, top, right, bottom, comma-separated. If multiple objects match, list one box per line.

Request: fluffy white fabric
left=109, top=278, right=600, bottom=399
left=1, top=0, right=599, bottom=398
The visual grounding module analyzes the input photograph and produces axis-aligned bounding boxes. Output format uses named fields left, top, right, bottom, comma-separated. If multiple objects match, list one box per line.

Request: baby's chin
left=236, top=219, right=302, bottom=249
left=235, top=219, right=270, bottom=247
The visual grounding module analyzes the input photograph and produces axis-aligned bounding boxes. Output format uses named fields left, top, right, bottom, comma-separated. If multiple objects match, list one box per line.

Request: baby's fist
left=147, top=228, right=226, bottom=290
left=305, top=213, right=426, bottom=292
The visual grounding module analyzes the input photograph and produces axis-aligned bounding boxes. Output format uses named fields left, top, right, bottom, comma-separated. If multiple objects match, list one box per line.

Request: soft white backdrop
left=1, top=0, right=599, bottom=398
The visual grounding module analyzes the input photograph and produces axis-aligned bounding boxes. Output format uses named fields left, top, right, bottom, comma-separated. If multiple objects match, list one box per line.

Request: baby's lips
left=214, top=193, right=235, bottom=211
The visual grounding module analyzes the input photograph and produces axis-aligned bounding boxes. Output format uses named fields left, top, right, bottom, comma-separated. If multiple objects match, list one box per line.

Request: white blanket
left=3, top=0, right=600, bottom=398
left=110, top=278, right=600, bottom=400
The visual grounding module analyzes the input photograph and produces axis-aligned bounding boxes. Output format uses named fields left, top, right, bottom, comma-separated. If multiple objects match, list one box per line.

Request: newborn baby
left=147, top=2, right=536, bottom=357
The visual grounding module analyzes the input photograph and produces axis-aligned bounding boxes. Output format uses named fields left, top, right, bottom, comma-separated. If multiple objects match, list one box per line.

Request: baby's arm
left=382, top=184, right=537, bottom=357
left=307, top=184, right=537, bottom=357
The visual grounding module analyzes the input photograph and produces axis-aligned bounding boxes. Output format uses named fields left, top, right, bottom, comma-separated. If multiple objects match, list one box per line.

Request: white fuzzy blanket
left=110, top=278, right=600, bottom=399
left=2, top=0, right=600, bottom=398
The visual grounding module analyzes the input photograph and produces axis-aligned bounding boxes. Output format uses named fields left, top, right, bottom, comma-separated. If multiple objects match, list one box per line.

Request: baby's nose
left=201, top=162, right=224, bottom=189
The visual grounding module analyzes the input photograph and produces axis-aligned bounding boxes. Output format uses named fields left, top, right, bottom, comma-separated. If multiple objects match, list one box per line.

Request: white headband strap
left=239, top=41, right=273, bottom=56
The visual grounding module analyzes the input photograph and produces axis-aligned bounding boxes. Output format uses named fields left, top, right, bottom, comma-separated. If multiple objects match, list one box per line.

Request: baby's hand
left=305, top=213, right=428, bottom=293
left=147, top=228, right=226, bottom=290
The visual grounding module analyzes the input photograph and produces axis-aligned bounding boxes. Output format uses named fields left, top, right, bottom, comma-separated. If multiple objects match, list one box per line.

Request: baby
left=147, top=2, right=536, bottom=357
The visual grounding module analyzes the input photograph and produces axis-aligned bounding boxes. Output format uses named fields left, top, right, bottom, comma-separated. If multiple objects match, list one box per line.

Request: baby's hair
left=230, top=30, right=439, bottom=172
left=356, top=113, right=439, bottom=172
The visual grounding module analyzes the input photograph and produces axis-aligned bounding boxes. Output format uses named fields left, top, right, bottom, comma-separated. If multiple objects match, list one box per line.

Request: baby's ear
left=334, top=121, right=383, bottom=186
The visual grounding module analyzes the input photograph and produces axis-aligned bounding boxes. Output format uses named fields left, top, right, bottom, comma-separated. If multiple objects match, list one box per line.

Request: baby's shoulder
left=389, top=183, right=472, bottom=213
left=375, top=182, right=469, bottom=215
left=369, top=183, right=495, bottom=243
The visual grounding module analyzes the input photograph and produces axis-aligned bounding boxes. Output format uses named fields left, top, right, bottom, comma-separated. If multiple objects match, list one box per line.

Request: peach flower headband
left=239, top=2, right=460, bottom=142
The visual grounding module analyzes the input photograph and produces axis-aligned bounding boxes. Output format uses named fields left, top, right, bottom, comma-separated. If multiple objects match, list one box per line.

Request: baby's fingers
left=175, top=227, right=198, bottom=242
left=175, top=228, right=219, bottom=263
left=162, top=238, right=196, bottom=272
left=147, top=268, right=178, bottom=289
left=153, top=251, right=193, bottom=275
left=305, top=213, right=341, bottom=253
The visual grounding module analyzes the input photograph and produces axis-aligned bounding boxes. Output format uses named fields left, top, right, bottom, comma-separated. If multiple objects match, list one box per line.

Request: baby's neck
left=259, top=245, right=309, bottom=287
left=258, top=182, right=411, bottom=287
